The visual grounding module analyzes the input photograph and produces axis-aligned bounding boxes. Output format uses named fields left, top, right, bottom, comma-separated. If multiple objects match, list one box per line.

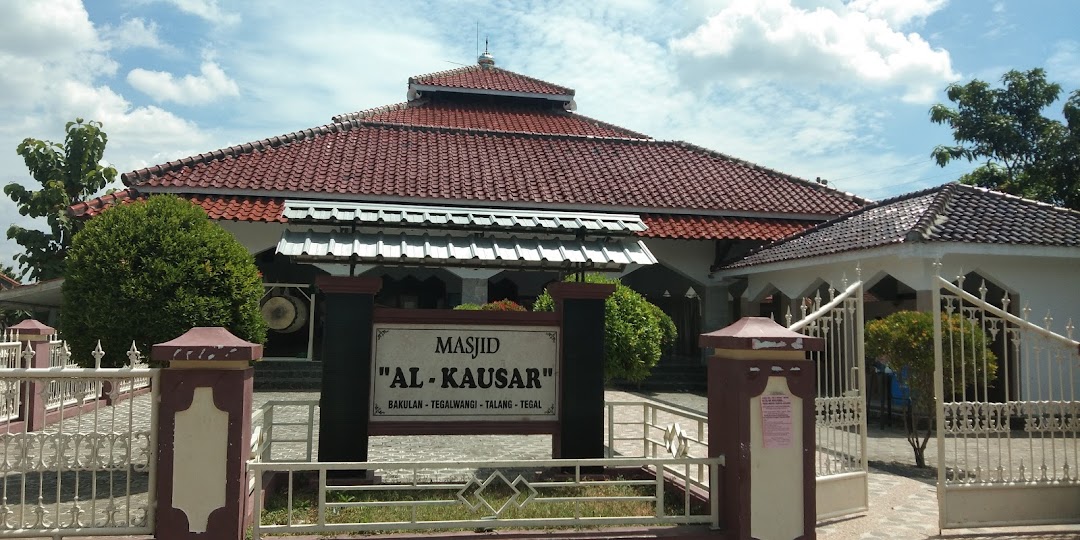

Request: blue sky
left=1, top=0, right=1078, bottom=278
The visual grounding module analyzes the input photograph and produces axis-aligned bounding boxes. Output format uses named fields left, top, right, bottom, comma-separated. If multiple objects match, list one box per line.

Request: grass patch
left=258, top=469, right=707, bottom=535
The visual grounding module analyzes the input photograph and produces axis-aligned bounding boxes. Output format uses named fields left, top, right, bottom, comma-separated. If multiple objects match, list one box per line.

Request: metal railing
left=606, top=401, right=709, bottom=489
left=0, top=366, right=159, bottom=538
left=251, top=400, right=318, bottom=463
left=934, top=271, right=1080, bottom=528
left=249, top=456, right=721, bottom=539
left=0, top=341, right=24, bottom=423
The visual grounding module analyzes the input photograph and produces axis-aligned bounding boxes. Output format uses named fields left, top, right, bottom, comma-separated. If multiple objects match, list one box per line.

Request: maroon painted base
left=155, top=368, right=253, bottom=540
left=707, top=357, right=816, bottom=540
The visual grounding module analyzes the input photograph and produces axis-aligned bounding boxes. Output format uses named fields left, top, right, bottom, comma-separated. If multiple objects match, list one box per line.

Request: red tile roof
left=640, top=214, right=816, bottom=241
left=409, top=66, right=573, bottom=97
left=72, top=191, right=817, bottom=241
left=332, top=101, right=649, bottom=139
left=190, top=194, right=286, bottom=222
left=68, top=189, right=145, bottom=217
left=70, top=190, right=286, bottom=222
left=121, top=122, right=862, bottom=217
left=0, top=272, right=19, bottom=289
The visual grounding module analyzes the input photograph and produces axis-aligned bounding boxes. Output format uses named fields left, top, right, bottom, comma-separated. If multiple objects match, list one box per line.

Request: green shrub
left=62, top=195, right=267, bottom=366
left=480, top=299, right=526, bottom=311
left=534, top=274, right=676, bottom=383
left=453, top=300, right=527, bottom=312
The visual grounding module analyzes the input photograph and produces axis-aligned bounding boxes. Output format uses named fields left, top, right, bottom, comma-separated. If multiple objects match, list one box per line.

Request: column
left=151, top=327, right=261, bottom=540
left=700, top=317, right=821, bottom=540
left=315, top=276, right=381, bottom=466
left=698, top=284, right=729, bottom=363
left=548, top=282, right=614, bottom=461
left=8, top=319, right=54, bottom=432
left=444, top=268, right=502, bottom=306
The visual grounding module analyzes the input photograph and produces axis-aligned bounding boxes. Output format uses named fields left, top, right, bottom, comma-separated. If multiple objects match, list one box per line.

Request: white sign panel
left=761, top=394, right=793, bottom=449
left=370, top=324, right=559, bottom=422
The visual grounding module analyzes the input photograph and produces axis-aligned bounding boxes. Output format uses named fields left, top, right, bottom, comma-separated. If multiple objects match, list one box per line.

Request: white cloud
left=127, top=61, right=240, bottom=105
left=102, top=18, right=170, bottom=51
left=1047, top=40, right=1080, bottom=88
left=669, top=0, right=958, bottom=103
left=846, top=0, right=947, bottom=27
left=0, top=0, right=222, bottom=275
left=162, top=0, right=240, bottom=25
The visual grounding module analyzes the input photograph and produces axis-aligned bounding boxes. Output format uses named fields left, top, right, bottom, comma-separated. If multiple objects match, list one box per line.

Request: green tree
left=62, top=195, right=267, bottom=367
left=534, top=274, right=676, bottom=383
left=0, top=265, right=30, bottom=330
left=866, top=310, right=997, bottom=467
left=930, top=68, right=1080, bottom=209
left=5, top=119, right=117, bottom=281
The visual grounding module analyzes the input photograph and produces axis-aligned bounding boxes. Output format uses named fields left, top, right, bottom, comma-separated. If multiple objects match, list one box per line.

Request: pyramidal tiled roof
left=332, top=101, right=649, bottom=139
left=115, top=120, right=862, bottom=217
left=726, top=183, right=1080, bottom=269
left=80, top=61, right=868, bottom=238
left=409, top=65, right=574, bottom=98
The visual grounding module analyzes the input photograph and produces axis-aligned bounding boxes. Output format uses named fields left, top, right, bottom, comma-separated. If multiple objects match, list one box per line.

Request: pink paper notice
left=761, top=394, right=793, bottom=449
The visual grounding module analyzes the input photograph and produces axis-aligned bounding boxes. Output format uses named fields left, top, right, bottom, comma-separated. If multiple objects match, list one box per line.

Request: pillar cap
left=548, top=282, right=616, bottom=300
left=8, top=319, right=54, bottom=338
left=315, top=276, right=382, bottom=294
left=699, top=316, right=823, bottom=351
left=151, top=327, right=263, bottom=363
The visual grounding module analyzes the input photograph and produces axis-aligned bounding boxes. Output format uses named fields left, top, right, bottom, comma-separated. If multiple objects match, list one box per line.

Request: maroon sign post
left=700, top=317, right=821, bottom=540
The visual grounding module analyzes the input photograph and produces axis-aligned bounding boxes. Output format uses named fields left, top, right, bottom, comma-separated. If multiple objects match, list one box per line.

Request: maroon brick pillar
left=699, top=317, right=821, bottom=540
left=151, top=327, right=262, bottom=540
left=9, top=319, right=55, bottom=432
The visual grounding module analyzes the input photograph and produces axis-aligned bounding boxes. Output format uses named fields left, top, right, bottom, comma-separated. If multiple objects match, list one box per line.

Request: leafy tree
left=930, top=68, right=1080, bottom=209
left=534, top=274, right=677, bottom=383
left=5, top=119, right=117, bottom=281
left=62, top=195, right=267, bottom=367
left=0, top=265, right=30, bottom=330
left=866, top=311, right=997, bottom=467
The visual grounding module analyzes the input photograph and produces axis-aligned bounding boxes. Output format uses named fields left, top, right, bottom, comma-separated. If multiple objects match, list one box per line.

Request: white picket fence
left=0, top=338, right=158, bottom=538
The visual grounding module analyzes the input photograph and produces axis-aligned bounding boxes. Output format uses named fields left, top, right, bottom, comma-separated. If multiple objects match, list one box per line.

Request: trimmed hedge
left=62, top=195, right=267, bottom=366
left=534, top=274, right=676, bottom=383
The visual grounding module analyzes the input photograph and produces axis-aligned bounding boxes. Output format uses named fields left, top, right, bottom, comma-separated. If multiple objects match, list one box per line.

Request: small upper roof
left=408, top=64, right=575, bottom=100
left=726, top=183, right=1080, bottom=269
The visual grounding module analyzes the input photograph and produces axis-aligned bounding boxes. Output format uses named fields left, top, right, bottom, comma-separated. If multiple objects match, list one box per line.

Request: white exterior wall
left=726, top=245, right=1080, bottom=401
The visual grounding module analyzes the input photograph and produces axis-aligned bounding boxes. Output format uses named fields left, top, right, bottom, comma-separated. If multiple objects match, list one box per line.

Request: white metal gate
left=934, top=270, right=1080, bottom=528
left=787, top=275, right=868, bottom=521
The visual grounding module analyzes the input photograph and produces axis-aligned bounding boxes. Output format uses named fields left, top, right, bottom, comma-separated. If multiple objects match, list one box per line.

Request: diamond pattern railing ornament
left=456, top=470, right=538, bottom=517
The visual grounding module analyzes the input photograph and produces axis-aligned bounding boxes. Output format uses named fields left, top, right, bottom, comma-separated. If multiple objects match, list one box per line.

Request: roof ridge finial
left=478, top=37, right=495, bottom=69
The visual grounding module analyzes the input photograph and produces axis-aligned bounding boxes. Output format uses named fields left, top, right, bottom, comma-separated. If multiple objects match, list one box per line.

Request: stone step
left=254, top=360, right=323, bottom=391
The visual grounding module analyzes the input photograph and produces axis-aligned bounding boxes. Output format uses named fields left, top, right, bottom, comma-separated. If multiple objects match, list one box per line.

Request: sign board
left=370, top=324, right=559, bottom=422
left=761, top=394, right=793, bottom=449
